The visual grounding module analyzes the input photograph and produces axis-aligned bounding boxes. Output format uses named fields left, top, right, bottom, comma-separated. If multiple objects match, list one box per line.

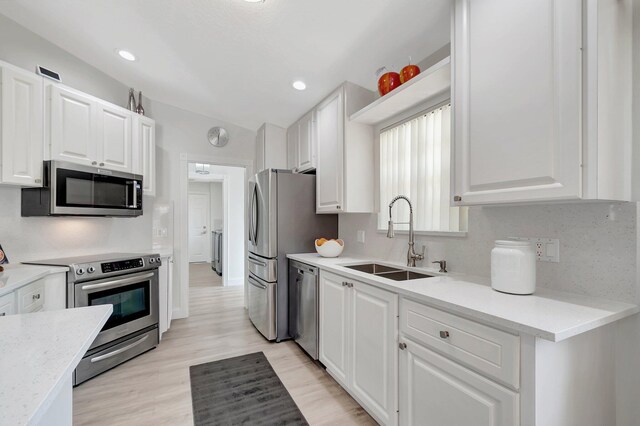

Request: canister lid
left=494, top=239, right=532, bottom=247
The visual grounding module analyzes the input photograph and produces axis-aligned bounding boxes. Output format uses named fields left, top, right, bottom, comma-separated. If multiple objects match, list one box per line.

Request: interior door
left=188, top=192, right=210, bottom=263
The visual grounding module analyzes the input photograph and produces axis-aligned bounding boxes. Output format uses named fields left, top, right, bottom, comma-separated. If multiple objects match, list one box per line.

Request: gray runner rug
left=189, top=352, right=309, bottom=425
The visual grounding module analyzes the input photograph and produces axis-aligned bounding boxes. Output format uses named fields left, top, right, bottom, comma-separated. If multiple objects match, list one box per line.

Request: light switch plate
left=357, top=230, right=365, bottom=243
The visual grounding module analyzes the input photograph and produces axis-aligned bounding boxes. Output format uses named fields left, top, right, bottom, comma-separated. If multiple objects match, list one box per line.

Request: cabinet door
left=133, top=116, right=156, bottom=195
left=399, top=340, right=519, bottom=426
left=49, top=85, right=97, bottom=166
left=287, top=124, right=298, bottom=171
left=255, top=124, right=265, bottom=172
left=0, top=293, right=15, bottom=317
left=297, top=111, right=315, bottom=172
left=350, top=281, right=398, bottom=426
left=319, top=271, right=350, bottom=386
left=96, top=102, right=132, bottom=172
left=316, top=89, right=344, bottom=213
left=452, top=0, right=582, bottom=205
left=0, top=65, right=44, bottom=187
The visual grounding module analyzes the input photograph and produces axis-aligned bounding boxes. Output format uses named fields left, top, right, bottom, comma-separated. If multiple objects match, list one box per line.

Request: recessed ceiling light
left=292, top=81, right=307, bottom=91
left=117, top=49, right=136, bottom=61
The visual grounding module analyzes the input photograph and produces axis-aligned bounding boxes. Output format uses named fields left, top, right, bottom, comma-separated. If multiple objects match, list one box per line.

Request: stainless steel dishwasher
left=288, top=260, right=319, bottom=359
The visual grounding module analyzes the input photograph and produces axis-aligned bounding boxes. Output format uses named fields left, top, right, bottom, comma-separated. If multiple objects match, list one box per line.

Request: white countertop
left=0, top=305, right=112, bottom=426
left=0, top=264, right=69, bottom=297
left=288, top=253, right=639, bottom=342
left=152, top=245, right=174, bottom=258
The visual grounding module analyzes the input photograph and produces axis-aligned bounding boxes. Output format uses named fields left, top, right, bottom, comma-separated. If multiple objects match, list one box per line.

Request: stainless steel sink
left=376, top=270, right=433, bottom=281
left=344, top=263, right=401, bottom=274
left=343, top=263, right=433, bottom=281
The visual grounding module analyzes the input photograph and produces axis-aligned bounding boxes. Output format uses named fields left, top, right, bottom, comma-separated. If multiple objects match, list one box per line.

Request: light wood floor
left=189, top=262, right=223, bottom=287
left=73, top=272, right=376, bottom=425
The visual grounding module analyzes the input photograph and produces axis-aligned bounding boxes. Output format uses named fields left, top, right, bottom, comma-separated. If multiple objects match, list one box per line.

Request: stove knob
left=149, top=258, right=155, bottom=264
left=87, top=266, right=95, bottom=274
left=156, top=257, right=161, bottom=263
left=77, top=268, right=85, bottom=275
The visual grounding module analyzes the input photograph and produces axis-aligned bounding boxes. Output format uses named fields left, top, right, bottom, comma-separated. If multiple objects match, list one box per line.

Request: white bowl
left=315, top=239, right=344, bottom=258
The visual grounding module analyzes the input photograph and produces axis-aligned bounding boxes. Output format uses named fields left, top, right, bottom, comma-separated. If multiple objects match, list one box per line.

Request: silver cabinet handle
left=90, top=334, right=149, bottom=363
left=34, top=178, right=42, bottom=184
left=248, top=277, right=267, bottom=290
left=99, top=162, right=105, bottom=167
left=341, top=281, right=348, bottom=287
left=439, top=331, right=450, bottom=339
left=399, top=342, right=407, bottom=350
left=92, top=161, right=98, bottom=166
left=336, top=205, right=341, bottom=210
left=0, top=312, right=6, bottom=317
left=453, top=196, right=462, bottom=202
left=248, top=257, right=267, bottom=267
left=32, top=294, right=41, bottom=300
left=81, top=272, right=154, bottom=291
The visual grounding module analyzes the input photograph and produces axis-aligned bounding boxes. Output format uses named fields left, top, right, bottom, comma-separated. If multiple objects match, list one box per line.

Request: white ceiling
left=0, top=0, right=450, bottom=130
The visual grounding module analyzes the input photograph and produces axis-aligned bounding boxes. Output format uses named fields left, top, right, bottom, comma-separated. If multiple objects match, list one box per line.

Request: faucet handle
left=432, top=260, right=447, bottom=273
left=418, top=245, right=426, bottom=260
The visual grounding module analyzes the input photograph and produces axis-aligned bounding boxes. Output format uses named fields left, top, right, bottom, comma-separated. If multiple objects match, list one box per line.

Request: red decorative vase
left=378, top=71, right=401, bottom=96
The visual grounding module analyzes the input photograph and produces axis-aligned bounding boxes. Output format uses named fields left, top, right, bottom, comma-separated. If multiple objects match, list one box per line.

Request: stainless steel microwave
left=22, top=161, right=143, bottom=217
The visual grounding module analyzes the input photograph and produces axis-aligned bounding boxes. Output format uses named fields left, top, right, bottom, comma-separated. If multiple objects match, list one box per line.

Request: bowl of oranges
left=315, top=238, right=344, bottom=258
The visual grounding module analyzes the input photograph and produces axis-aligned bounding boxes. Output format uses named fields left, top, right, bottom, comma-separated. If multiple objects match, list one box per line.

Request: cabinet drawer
left=17, top=280, right=45, bottom=313
left=400, top=298, right=520, bottom=389
left=0, top=293, right=16, bottom=316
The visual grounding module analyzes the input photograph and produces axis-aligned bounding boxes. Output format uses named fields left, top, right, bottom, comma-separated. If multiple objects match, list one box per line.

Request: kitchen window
left=378, top=103, right=467, bottom=234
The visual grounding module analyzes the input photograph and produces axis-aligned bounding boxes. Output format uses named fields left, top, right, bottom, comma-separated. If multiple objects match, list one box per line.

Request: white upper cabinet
left=95, top=101, right=133, bottom=173
left=133, top=115, right=156, bottom=196
left=315, top=82, right=376, bottom=214
left=255, top=123, right=287, bottom=172
left=287, top=111, right=316, bottom=173
left=316, top=89, right=343, bottom=212
left=452, top=0, right=633, bottom=205
left=0, top=62, right=44, bottom=187
left=49, top=84, right=98, bottom=167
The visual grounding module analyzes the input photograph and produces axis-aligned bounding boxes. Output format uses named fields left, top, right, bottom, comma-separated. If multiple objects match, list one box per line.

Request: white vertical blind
left=379, top=104, right=466, bottom=232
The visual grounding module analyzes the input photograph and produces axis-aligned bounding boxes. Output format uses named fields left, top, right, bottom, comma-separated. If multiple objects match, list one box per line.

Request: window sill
left=376, top=229, right=468, bottom=238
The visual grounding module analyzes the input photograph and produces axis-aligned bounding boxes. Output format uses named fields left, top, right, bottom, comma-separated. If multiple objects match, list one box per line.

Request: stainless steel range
left=24, top=253, right=160, bottom=385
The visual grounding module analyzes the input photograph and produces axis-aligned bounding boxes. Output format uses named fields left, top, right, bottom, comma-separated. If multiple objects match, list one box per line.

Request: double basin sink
left=343, top=263, right=433, bottom=281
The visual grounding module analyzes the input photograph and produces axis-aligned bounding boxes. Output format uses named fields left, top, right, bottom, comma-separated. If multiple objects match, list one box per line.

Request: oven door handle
left=90, top=334, right=149, bottom=363
left=81, top=272, right=155, bottom=291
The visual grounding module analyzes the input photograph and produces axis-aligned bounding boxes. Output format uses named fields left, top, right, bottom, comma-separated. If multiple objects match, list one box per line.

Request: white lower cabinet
left=399, top=339, right=518, bottom=426
left=158, top=254, right=174, bottom=338
left=319, top=271, right=398, bottom=425
left=0, top=272, right=66, bottom=317
left=0, top=293, right=16, bottom=317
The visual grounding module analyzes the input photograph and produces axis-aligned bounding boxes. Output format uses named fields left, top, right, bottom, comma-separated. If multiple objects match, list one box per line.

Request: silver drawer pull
left=398, top=342, right=407, bottom=350
left=90, top=334, right=149, bottom=363
left=342, top=281, right=348, bottom=287
left=248, top=258, right=267, bottom=267
left=32, top=294, right=41, bottom=300
left=439, top=331, right=450, bottom=339
left=0, top=313, right=6, bottom=316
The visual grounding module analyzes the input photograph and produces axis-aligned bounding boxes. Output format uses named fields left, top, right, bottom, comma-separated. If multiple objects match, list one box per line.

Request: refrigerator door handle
left=248, top=257, right=267, bottom=267
left=248, top=275, right=267, bottom=290
left=252, top=184, right=259, bottom=246
left=248, top=184, right=255, bottom=244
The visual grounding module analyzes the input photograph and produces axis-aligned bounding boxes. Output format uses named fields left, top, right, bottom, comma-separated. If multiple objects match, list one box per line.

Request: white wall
left=147, top=99, right=255, bottom=315
left=0, top=14, right=153, bottom=262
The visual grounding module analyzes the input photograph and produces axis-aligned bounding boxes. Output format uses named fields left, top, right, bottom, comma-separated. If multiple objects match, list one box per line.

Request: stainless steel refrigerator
left=247, top=169, right=337, bottom=341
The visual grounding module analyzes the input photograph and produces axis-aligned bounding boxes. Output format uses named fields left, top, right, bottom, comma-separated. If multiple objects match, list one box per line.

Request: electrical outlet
left=514, top=237, right=560, bottom=263
left=357, top=230, right=366, bottom=244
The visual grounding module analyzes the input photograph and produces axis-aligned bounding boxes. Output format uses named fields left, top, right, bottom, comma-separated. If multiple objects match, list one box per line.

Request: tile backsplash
left=339, top=202, right=637, bottom=303
left=0, top=187, right=153, bottom=262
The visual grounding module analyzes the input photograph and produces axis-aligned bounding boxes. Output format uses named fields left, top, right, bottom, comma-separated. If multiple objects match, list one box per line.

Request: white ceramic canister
left=491, top=240, right=536, bottom=295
